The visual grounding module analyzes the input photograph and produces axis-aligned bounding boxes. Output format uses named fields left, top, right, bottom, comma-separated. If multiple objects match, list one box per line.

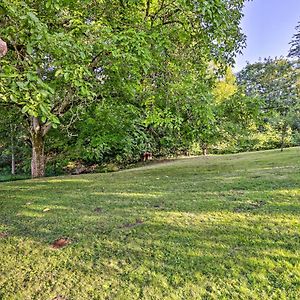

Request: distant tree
left=0, top=106, right=28, bottom=175
left=289, top=21, right=300, bottom=59
left=208, top=67, right=261, bottom=153
left=213, top=68, right=238, bottom=104
left=144, top=67, right=260, bottom=156
left=237, top=58, right=300, bottom=151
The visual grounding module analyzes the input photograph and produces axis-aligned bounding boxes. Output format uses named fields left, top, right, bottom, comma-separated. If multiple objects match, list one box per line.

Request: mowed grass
left=0, top=148, right=300, bottom=299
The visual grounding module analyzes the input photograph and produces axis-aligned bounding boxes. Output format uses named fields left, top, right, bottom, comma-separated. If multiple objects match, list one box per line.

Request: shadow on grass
left=0, top=149, right=299, bottom=298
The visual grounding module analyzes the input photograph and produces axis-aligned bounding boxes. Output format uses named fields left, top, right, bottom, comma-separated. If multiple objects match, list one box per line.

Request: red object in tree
left=0, top=38, right=8, bottom=58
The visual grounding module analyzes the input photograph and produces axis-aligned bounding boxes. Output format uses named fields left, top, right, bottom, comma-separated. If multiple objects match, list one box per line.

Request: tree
left=0, top=106, right=28, bottom=176
left=0, top=1, right=97, bottom=177
left=0, top=0, right=247, bottom=177
left=289, top=21, right=300, bottom=59
left=237, top=58, right=300, bottom=151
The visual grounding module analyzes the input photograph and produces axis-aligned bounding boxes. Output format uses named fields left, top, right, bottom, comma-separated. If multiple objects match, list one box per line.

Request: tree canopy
left=237, top=57, right=300, bottom=151
left=0, top=0, right=248, bottom=177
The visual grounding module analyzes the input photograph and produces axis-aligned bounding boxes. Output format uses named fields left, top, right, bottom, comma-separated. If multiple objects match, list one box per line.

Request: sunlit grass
left=0, top=147, right=300, bottom=299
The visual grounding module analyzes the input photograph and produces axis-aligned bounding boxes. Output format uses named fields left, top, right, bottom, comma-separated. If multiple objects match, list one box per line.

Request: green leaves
left=27, top=12, right=39, bottom=24
left=0, top=0, right=248, bottom=174
left=237, top=58, right=300, bottom=150
left=26, top=44, right=33, bottom=55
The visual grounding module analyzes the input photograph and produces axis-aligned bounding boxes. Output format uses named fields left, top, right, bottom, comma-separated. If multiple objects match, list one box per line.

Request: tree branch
left=32, top=117, right=41, bottom=134
left=42, top=123, right=52, bottom=136
left=119, top=0, right=126, bottom=9
left=145, top=0, right=151, bottom=19
left=162, top=20, right=184, bottom=26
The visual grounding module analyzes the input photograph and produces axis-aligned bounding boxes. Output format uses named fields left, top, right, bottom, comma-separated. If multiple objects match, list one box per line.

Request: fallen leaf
left=51, top=238, right=71, bottom=249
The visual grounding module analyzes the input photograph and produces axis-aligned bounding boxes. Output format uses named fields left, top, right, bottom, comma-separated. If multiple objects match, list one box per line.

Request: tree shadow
left=0, top=153, right=299, bottom=298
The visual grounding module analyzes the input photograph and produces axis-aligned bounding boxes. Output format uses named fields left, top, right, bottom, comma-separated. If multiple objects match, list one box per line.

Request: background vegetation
left=0, top=1, right=299, bottom=179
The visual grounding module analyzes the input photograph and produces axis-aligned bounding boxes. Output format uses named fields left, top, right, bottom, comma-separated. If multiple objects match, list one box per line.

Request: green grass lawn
left=0, top=148, right=300, bottom=299
left=0, top=174, right=29, bottom=183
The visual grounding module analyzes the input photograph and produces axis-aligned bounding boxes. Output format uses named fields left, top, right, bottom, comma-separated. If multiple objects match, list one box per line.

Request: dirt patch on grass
left=0, top=232, right=8, bottom=238
left=51, top=238, right=71, bottom=249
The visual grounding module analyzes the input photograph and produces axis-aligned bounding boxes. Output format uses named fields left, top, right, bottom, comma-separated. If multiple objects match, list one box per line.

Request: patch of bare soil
left=51, top=238, right=71, bottom=249
left=0, top=232, right=8, bottom=238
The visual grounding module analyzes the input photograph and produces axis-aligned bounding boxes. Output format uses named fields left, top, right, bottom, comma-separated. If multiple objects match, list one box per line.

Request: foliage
left=289, top=21, right=300, bottom=59
left=0, top=0, right=247, bottom=176
left=0, top=106, right=30, bottom=174
left=212, top=68, right=238, bottom=103
left=73, top=102, right=151, bottom=163
left=237, top=57, right=300, bottom=150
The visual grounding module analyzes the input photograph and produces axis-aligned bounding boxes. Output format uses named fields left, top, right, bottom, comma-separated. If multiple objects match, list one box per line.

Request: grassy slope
left=0, top=148, right=300, bottom=299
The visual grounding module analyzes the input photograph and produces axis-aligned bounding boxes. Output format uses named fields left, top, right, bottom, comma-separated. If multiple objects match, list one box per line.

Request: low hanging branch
left=0, top=38, right=8, bottom=58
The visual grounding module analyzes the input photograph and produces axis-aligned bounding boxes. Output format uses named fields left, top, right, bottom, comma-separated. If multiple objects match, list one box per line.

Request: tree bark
left=11, top=151, right=15, bottom=175
left=280, top=124, right=287, bottom=152
left=30, top=117, right=46, bottom=178
left=31, top=131, right=45, bottom=178
left=10, top=125, right=15, bottom=175
left=202, top=143, right=208, bottom=156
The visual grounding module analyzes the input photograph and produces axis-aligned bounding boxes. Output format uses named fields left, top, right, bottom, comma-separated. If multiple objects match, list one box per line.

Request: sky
left=234, top=0, right=300, bottom=72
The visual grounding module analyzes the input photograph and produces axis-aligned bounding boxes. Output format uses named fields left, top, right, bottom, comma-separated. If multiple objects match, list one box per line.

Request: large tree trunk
left=30, top=117, right=49, bottom=178
left=31, top=130, right=45, bottom=178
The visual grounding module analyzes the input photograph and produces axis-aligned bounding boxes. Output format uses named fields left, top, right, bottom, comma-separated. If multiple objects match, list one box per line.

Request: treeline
left=0, top=1, right=299, bottom=178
